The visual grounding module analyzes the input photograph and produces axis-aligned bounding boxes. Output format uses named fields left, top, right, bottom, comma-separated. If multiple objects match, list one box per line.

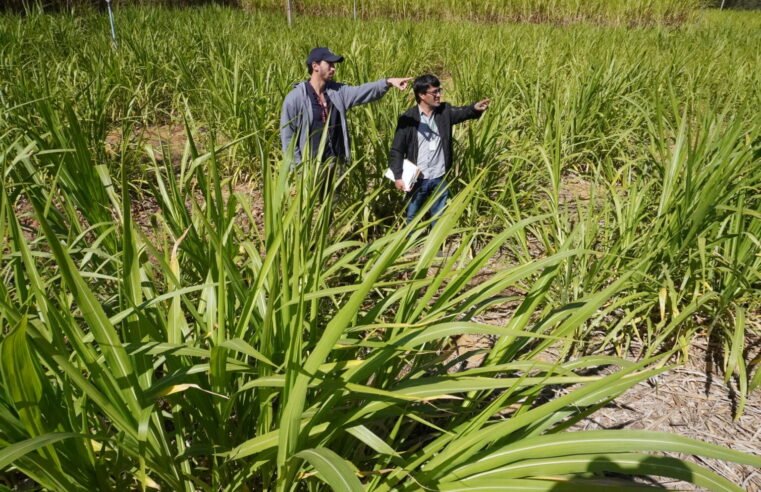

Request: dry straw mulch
left=451, top=323, right=761, bottom=491
left=576, top=336, right=761, bottom=491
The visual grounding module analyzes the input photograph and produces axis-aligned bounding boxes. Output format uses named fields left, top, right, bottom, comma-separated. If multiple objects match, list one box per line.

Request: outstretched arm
left=338, top=77, right=412, bottom=109
left=450, top=98, right=491, bottom=125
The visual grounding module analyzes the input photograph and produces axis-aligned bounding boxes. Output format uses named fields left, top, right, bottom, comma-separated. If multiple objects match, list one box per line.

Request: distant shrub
left=0, top=0, right=241, bottom=13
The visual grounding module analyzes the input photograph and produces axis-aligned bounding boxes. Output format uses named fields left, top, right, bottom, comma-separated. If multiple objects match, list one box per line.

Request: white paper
left=385, top=159, right=420, bottom=192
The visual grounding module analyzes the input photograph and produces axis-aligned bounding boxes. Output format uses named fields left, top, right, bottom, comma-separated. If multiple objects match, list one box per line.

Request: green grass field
left=0, top=3, right=760, bottom=490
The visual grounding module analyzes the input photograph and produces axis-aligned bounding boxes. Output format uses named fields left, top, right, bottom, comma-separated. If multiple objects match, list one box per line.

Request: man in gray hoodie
left=280, top=47, right=410, bottom=165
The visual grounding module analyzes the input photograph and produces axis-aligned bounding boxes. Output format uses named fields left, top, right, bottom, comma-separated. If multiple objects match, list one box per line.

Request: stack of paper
left=385, top=159, right=420, bottom=192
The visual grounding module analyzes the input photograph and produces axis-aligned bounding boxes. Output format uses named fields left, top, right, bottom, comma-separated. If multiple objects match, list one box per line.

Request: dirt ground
left=451, top=319, right=761, bottom=491
left=579, top=340, right=761, bottom=491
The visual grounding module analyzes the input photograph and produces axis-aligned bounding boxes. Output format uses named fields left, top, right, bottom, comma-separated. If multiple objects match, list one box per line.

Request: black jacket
left=389, top=102, right=483, bottom=179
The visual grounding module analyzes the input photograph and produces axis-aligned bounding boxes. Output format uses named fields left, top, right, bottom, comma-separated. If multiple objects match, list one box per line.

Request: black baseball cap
left=306, top=47, right=344, bottom=69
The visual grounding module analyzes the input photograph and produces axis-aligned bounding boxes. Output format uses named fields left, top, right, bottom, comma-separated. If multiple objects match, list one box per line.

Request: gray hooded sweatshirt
left=280, top=78, right=389, bottom=164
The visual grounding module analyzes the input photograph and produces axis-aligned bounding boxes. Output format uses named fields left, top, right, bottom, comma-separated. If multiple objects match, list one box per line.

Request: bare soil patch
left=450, top=298, right=761, bottom=490
left=105, top=123, right=205, bottom=167
left=104, top=123, right=264, bottom=243
left=575, top=335, right=761, bottom=491
left=558, top=172, right=593, bottom=204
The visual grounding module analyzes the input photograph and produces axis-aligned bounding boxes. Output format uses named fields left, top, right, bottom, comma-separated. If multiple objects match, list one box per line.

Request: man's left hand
left=474, top=98, right=491, bottom=112
left=387, top=77, right=413, bottom=90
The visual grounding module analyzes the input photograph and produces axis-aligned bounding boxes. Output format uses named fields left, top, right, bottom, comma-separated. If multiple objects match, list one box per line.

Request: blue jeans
left=406, top=176, right=448, bottom=228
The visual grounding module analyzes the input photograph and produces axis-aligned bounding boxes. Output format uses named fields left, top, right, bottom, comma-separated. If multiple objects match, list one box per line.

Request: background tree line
left=2, top=0, right=759, bottom=13
left=1, top=0, right=240, bottom=12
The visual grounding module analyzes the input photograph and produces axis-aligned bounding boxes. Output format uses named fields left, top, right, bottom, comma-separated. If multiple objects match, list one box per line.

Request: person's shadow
left=543, top=454, right=692, bottom=491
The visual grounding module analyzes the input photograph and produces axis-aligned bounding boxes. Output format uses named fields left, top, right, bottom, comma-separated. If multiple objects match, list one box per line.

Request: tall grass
left=246, top=0, right=700, bottom=25
left=1, top=0, right=702, bottom=25
left=0, top=5, right=759, bottom=489
left=2, top=119, right=760, bottom=489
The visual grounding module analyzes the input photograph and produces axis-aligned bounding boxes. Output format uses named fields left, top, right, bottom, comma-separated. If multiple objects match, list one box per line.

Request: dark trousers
left=406, top=176, right=448, bottom=229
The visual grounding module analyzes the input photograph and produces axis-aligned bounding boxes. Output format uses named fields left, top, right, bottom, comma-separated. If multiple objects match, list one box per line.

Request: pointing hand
left=388, top=77, right=413, bottom=90
left=474, top=98, right=491, bottom=112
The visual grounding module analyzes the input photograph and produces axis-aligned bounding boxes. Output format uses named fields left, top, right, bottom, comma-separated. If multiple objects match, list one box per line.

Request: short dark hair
left=413, top=74, right=440, bottom=103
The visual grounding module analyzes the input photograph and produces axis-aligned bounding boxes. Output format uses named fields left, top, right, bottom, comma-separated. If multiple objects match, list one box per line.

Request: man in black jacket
left=388, top=74, right=490, bottom=226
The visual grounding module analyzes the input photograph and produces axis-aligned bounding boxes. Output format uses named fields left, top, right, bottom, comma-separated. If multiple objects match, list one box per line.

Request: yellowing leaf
left=154, top=383, right=227, bottom=399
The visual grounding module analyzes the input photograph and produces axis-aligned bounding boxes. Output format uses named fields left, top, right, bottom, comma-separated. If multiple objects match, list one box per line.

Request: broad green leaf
left=0, top=433, right=77, bottom=469
left=424, top=361, right=664, bottom=474
left=345, top=425, right=401, bottom=458
left=0, top=317, right=61, bottom=469
left=457, top=453, right=741, bottom=492
left=445, top=430, right=761, bottom=480
left=294, top=447, right=364, bottom=492
left=0, top=318, right=45, bottom=437
left=277, top=223, right=410, bottom=481
left=220, top=338, right=277, bottom=368
left=27, top=191, right=142, bottom=418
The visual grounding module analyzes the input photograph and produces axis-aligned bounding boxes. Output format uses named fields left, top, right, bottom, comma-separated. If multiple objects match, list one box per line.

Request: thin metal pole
left=353, top=0, right=357, bottom=20
left=286, top=0, right=292, bottom=26
left=106, top=0, right=118, bottom=47
left=720, top=0, right=726, bottom=9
